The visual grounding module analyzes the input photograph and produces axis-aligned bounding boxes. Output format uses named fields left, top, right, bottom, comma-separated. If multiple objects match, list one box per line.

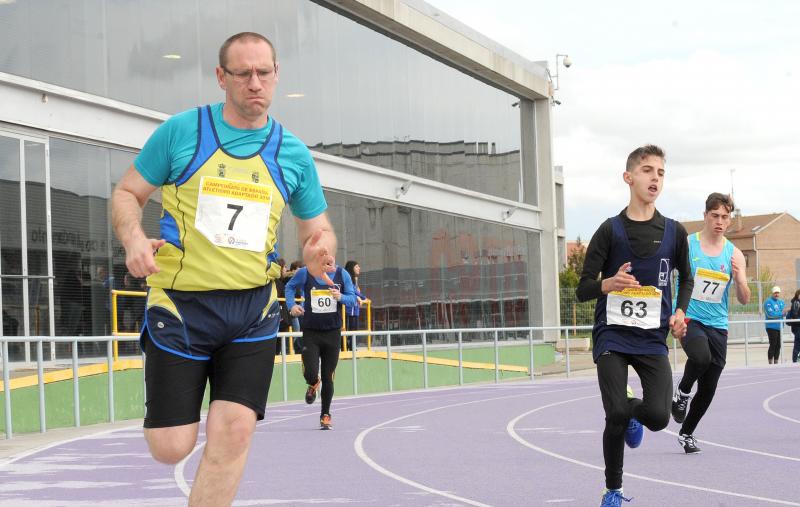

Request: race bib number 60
left=195, top=176, right=272, bottom=252
left=310, top=289, right=336, bottom=314
left=606, top=286, right=662, bottom=329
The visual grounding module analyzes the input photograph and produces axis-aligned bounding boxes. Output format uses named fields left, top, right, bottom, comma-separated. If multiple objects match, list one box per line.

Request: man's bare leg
left=144, top=423, right=199, bottom=464
left=188, top=400, right=257, bottom=506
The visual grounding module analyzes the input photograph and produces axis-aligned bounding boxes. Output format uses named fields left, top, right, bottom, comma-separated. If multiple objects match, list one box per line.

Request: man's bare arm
left=731, top=247, right=751, bottom=305
left=111, top=165, right=165, bottom=277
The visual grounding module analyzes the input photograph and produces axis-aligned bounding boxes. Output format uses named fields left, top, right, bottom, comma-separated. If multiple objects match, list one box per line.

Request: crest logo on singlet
left=720, top=264, right=727, bottom=272
left=217, top=163, right=226, bottom=177
left=251, top=172, right=260, bottom=183
left=658, top=258, right=670, bottom=287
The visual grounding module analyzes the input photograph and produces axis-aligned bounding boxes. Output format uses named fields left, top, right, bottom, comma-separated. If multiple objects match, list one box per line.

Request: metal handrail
left=2, top=318, right=798, bottom=440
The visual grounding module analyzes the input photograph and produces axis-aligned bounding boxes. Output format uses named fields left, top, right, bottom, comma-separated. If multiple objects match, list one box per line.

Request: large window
left=46, top=139, right=157, bottom=356
left=0, top=0, right=521, bottom=200
left=277, top=191, right=535, bottom=339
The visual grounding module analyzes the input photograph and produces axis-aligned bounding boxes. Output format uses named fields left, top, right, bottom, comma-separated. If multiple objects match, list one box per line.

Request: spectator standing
left=344, top=260, right=366, bottom=338
left=764, top=286, right=785, bottom=364
left=788, top=289, right=800, bottom=363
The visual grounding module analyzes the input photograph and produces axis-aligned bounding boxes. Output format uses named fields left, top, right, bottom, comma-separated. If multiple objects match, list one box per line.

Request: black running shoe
left=671, top=391, right=690, bottom=424
left=305, top=379, right=320, bottom=404
left=678, top=433, right=701, bottom=454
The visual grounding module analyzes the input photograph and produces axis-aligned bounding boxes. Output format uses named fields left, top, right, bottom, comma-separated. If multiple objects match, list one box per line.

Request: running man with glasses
left=112, top=32, right=336, bottom=505
left=671, top=193, right=750, bottom=454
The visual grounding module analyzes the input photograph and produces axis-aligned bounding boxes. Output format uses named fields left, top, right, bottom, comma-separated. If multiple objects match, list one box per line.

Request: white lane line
left=507, top=396, right=800, bottom=505
left=763, top=386, right=800, bottom=425
left=174, top=388, right=508, bottom=497
left=0, top=424, right=142, bottom=468
left=658, top=379, right=800, bottom=461
left=662, top=428, right=800, bottom=462
left=175, top=384, right=585, bottom=497
left=354, top=386, right=594, bottom=507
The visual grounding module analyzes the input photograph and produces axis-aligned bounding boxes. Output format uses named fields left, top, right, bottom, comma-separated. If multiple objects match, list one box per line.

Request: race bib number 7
left=606, top=286, right=662, bottom=329
left=690, top=267, right=730, bottom=304
left=195, top=176, right=272, bottom=252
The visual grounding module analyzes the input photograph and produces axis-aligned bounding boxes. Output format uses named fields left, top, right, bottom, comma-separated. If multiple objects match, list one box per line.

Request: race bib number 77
left=606, top=286, right=662, bottom=329
left=691, top=267, right=730, bottom=304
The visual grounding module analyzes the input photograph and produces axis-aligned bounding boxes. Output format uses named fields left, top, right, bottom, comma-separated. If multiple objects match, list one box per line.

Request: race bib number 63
left=606, top=286, right=662, bottom=329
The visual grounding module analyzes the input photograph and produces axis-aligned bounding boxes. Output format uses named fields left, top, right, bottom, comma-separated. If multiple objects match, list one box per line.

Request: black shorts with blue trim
left=141, top=284, right=280, bottom=428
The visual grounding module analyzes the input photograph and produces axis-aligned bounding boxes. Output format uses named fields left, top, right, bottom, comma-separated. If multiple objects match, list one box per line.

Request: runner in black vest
left=285, top=265, right=356, bottom=429
left=577, top=145, right=693, bottom=507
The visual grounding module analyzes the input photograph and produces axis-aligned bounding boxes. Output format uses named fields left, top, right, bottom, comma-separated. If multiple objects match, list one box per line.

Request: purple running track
left=0, top=365, right=798, bottom=506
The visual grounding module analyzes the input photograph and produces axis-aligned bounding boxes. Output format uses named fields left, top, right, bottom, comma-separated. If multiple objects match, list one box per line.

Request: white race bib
left=195, top=176, right=272, bottom=252
left=690, top=267, right=730, bottom=304
left=606, top=286, right=662, bottom=329
left=310, top=289, right=336, bottom=314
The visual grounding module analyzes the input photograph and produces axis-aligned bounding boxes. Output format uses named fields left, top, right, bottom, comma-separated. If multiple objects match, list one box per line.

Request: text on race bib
left=606, top=286, right=662, bottom=329
left=195, top=176, right=272, bottom=252
left=690, top=267, right=730, bottom=304
left=310, top=289, right=337, bottom=314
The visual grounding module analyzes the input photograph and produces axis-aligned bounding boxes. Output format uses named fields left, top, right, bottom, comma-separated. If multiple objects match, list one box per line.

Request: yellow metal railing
left=110, top=289, right=146, bottom=360
left=110, top=290, right=372, bottom=359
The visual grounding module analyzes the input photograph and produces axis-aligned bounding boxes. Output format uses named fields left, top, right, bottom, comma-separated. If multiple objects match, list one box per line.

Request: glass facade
left=278, top=191, right=534, bottom=342
left=0, top=0, right=521, bottom=200
left=0, top=1, right=543, bottom=356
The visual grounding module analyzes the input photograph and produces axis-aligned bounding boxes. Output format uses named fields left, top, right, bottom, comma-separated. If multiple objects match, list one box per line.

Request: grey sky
left=427, top=0, right=800, bottom=240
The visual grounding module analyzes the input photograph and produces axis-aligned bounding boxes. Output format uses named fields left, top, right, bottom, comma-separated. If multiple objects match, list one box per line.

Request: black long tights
left=597, top=352, right=672, bottom=490
left=301, top=328, right=341, bottom=416
left=677, top=335, right=724, bottom=435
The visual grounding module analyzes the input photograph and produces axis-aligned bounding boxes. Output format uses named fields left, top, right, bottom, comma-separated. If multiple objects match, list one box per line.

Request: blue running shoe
left=600, top=489, right=631, bottom=507
left=624, top=417, right=643, bottom=448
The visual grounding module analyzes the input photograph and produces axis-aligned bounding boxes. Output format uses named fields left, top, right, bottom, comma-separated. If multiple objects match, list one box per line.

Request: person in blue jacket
left=764, top=286, right=786, bottom=364
left=285, top=265, right=356, bottom=429
left=344, top=261, right=366, bottom=338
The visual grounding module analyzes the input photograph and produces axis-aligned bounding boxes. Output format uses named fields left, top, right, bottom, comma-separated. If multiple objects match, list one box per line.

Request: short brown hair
left=219, top=32, right=276, bottom=68
left=626, top=144, right=665, bottom=172
left=705, top=192, right=735, bottom=213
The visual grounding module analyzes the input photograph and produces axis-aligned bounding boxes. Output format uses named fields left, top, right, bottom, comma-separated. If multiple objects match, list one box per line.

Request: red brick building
left=682, top=212, right=800, bottom=295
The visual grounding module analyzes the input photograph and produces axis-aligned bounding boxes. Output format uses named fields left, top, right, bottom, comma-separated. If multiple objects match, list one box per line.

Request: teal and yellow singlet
left=139, top=105, right=301, bottom=291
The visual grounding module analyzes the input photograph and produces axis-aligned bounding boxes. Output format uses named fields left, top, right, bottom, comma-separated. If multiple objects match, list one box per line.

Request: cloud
left=427, top=0, right=800, bottom=238
left=557, top=49, right=800, bottom=237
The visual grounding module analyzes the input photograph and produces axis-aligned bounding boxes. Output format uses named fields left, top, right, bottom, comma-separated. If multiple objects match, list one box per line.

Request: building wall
left=731, top=214, right=800, bottom=298
left=0, top=0, right=560, bottom=358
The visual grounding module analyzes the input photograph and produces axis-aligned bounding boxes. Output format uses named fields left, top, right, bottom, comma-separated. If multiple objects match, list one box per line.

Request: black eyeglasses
left=222, top=65, right=276, bottom=83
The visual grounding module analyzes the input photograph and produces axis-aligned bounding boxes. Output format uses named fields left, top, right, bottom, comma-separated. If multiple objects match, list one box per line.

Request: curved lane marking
left=354, top=385, right=594, bottom=507
left=507, top=380, right=800, bottom=506
left=175, top=387, right=525, bottom=497
left=659, top=378, right=800, bottom=461
left=763, top=386, right=800, bottom=425
left=176, top=383, right=587, bottom=497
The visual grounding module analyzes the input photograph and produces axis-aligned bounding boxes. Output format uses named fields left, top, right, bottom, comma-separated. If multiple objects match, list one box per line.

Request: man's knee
left=145, top=426, right=198, bottom=464
left=206, top=402, right=256, bottom=458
